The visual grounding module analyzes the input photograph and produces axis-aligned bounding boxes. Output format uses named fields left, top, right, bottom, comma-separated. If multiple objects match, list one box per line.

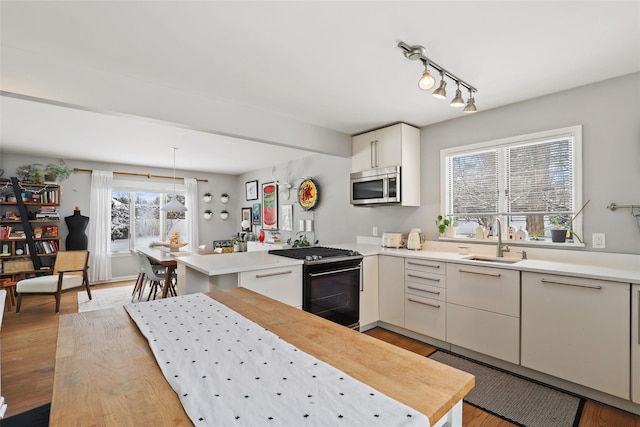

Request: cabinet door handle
left=370, top=140, right=376, bottom=168
left=255, top=270, right=293, bottom=279
left=540, top=278, right=602, bottom=290
left=407, top=261, right=441, bottom=269
left=637, top=289, right=640, bottom=344
left=407, top=285, right=440, bottom=295
left=407, top=273, right=440, bottom=282
left=360, top=265, right=364, bottom=292
left=309, top=266, right=361, bottom=277
left=458, top=269, right=501, bottom=278
left=407, top=298, right=440, bottom=309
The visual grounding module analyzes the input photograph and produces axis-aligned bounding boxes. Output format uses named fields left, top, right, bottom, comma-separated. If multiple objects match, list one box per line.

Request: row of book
left=26, top=240, right=59, bottom=254
left=36, top=206, right=59, bottom=219
left=0, top=226, right=25, bottom=240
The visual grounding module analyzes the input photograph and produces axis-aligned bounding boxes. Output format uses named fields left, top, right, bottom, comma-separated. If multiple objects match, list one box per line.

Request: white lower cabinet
left=378, top=255, right=405, bottom=327
left=239, top=265, right=302, bottom=308
left=521, top=272, right=630, bottom=399
left=632, top=284, right=640, bottom=404
left=359, top=255, right=379, bottom=329
left=404, top=259, right=446, bottom=341
left=446, top=263, right=520, bottom=364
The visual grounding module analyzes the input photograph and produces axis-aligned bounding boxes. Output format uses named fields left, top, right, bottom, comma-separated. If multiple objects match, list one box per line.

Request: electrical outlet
left=372, top=226, right=378, bottom=236
left=592, top=233, right=606, bottom=249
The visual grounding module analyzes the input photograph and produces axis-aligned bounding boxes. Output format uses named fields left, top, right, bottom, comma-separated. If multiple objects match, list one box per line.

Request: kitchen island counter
left=51, top=287, right=474, bottom=426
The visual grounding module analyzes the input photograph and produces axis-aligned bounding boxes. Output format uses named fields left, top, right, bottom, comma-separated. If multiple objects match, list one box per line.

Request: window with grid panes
left=441, top=126, right=582, bottom=243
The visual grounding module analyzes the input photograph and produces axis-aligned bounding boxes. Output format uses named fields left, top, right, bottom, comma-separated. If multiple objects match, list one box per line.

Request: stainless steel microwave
left=350, top=166, right=401, bottom=206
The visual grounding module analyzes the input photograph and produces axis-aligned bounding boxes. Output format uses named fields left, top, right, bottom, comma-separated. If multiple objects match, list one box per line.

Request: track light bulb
left=432, top=73, right=447, bottom=99
left=450, top=83, right=465, bottom=107
left=418, top=70, right=435, bottom=90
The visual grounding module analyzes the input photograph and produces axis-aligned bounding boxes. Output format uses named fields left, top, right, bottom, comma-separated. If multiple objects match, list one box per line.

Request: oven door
left=303, top=259, right=362, bottom=328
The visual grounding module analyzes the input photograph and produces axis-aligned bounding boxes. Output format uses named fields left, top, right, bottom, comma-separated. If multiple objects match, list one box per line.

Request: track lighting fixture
left=398, top=41, right=478, bottom=113
left=417, top=59, right=436, bottom=90
left=432, top=71, right=447, bottom=99
left=450, top=82, right=465, bottom=108
left=463, top=88, right=477, bottom=113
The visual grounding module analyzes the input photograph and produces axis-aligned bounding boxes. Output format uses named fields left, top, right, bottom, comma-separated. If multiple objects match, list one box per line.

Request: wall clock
left=298, top=178, right=319, bottom=210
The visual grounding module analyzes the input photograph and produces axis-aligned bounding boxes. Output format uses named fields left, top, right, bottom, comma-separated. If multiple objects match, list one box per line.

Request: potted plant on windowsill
left=436, top=215, right=458, bottom=238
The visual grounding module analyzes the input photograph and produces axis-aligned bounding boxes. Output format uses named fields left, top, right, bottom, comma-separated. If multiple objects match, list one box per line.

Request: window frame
left=440, top=125, right=583, bottom=246
left=110, top=179, right=186, bottom=254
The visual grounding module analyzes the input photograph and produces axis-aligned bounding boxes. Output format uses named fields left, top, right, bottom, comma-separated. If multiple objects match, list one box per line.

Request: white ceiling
left=1, top=1, right=639, bottom=175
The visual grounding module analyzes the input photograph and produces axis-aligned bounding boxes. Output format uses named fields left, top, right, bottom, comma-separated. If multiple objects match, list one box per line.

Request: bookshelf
left=0, top=177, right=61, bottom=281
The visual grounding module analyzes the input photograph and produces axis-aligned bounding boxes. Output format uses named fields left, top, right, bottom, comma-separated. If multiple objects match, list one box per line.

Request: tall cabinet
left=633, top=283, right=640, bottom=404
left=0, top=178, right=61, bottom=281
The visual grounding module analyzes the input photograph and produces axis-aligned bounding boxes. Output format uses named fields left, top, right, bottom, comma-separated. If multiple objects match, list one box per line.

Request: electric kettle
left=407, top=228, right=425, bottom=250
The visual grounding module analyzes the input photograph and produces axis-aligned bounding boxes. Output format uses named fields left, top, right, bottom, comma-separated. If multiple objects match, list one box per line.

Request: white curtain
left=184, top=178, right=199, bottom=247
left=89, top=170, right=113, bottom=283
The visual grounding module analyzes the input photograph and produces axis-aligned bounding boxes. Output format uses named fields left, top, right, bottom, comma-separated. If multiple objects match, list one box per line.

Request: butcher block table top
left=51, top=287, right=474, bottom=426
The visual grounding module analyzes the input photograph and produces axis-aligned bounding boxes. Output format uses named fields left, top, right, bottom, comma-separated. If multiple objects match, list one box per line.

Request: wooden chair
left=16, top=250, right=91, bottom=313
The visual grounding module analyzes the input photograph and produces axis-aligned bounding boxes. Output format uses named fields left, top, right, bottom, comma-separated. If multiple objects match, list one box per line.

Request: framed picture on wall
left=241, top=207, right=251, bottom=231
left=251, top=203, right=261, bottom=225
left=261, top=182, right=278, bottom=230
left=281, top=205, right=293, bottom=231
left=245, top=180, right=258, bottom=201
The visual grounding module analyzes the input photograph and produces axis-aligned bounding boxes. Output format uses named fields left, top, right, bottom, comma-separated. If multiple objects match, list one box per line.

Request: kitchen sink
left=463, top=255, right=521, bottom=264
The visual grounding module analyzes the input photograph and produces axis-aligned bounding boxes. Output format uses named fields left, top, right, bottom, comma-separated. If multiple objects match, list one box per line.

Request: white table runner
left=125, top=293, right=430, bottom=426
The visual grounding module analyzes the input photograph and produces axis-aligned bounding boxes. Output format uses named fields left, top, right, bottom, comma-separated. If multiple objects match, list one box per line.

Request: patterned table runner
left=125, top=293, right=430, bottom=426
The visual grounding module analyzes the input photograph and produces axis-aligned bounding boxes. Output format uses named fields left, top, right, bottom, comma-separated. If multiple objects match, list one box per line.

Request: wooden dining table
left=51, top=287, right=475, bottom=426
left=137, top=246, right=215, bottom=298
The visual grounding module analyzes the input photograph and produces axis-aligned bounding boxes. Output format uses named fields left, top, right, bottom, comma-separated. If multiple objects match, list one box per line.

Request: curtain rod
left=73, top=168, right=208, bottom=183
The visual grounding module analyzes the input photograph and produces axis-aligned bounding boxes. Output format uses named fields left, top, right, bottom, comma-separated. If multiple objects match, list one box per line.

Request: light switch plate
left=592, top=233, right=606, bottom=248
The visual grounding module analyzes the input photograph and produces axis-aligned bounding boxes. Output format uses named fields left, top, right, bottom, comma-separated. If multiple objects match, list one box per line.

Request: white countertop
left=176, top=242, right=639, bottom=284
left=330, top=242, right=640, bottom=284
left=175, top=250, right=303, bottom=276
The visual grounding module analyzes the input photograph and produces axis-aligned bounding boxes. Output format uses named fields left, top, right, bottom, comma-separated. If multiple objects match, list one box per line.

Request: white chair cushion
left=17, top=274, right=84, bottom=293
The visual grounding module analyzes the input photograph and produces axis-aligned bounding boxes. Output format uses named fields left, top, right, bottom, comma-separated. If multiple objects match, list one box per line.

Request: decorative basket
left=4, top=258, right=34, bottom=274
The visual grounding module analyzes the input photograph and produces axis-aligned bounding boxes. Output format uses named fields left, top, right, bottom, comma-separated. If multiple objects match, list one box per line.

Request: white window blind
left=442, top=126, right=582, bottom=242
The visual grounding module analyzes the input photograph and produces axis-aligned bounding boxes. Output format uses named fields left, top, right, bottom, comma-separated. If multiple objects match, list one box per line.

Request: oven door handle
left=309, top=266, right=361, bottom=277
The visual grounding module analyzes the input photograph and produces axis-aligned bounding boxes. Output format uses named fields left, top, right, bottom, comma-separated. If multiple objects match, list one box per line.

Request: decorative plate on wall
left=298, top=178, right=319, bottom=210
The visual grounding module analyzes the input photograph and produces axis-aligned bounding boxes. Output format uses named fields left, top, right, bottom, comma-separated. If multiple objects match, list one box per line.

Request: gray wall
left=3, top=71, right=639, bottom=279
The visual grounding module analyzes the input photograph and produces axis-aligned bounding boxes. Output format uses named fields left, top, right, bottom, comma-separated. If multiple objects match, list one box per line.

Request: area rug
left=428, top=351, right=584, bottom=427
left=77, top=286, right=139, bottom=313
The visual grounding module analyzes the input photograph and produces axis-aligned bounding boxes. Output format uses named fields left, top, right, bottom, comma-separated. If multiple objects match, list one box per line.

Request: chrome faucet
left=495, top=218, right=510, bottom=257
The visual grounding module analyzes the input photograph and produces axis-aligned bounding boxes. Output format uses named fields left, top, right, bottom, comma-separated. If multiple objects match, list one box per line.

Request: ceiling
left=1, top=1, right=639, bottom=175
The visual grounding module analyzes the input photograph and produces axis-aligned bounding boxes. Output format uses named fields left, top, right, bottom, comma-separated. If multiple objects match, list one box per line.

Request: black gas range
left=269, top=246, right=363, bottom=329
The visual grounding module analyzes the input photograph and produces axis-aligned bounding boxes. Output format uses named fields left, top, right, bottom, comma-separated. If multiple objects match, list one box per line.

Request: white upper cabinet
left=352, top=123, right=419, bottom=172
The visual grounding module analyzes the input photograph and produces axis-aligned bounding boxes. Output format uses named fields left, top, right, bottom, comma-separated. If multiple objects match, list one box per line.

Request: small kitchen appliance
left=382, top=232, right=406, bottom=248
left=407, top=228, right=425, bottom=250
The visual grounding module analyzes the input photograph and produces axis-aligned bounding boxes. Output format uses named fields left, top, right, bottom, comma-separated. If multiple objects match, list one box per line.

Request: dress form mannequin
left=65, top=206, right=89, bottom=250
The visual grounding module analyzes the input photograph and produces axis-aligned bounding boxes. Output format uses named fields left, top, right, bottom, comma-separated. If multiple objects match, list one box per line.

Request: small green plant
left=204, top=192, right=212, bottom=197
left=289, top=233, right=319, bottom=248
left=436, top=215, right=456, bottom=234
left=44, top=161, right=74, bottom=181
left=531, top=215, right=583, bottom=243
left=231, top=235, right=242, bottom=245
left=204, top=209, right=212, bottom=214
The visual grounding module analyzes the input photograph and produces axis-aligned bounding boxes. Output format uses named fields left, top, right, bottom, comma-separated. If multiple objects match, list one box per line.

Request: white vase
left=220, top=195, right=229, bottom=204
left=444, top=226, right=457, bottom=238
left=203, top=213, right=212, bottom=220
left=203, top=195, right=212, bottom=203
left=220, top=212, right=229, bottom=220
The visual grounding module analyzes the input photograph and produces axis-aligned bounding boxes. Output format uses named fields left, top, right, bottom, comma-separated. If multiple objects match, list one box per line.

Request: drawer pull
left=407, top=285, right=440, bottom=295
left=458, top=269, right=501, bottom=278
left=407, top=273, right=440, bottom=282
left=540, top=278, right=602, bottom=290
left=255, top=270, right=293, bottom=279
left=407, top=298, right=440, bottom=309
left=407, top=261, right=441, bottom=269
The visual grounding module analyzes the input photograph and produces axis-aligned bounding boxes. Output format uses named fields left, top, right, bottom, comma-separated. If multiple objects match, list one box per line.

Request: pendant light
left=161, top=147, right=188, bottom=212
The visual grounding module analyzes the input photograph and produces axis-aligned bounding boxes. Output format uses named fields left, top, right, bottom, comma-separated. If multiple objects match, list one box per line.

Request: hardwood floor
left=1, top=281, right=638, bottom=426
